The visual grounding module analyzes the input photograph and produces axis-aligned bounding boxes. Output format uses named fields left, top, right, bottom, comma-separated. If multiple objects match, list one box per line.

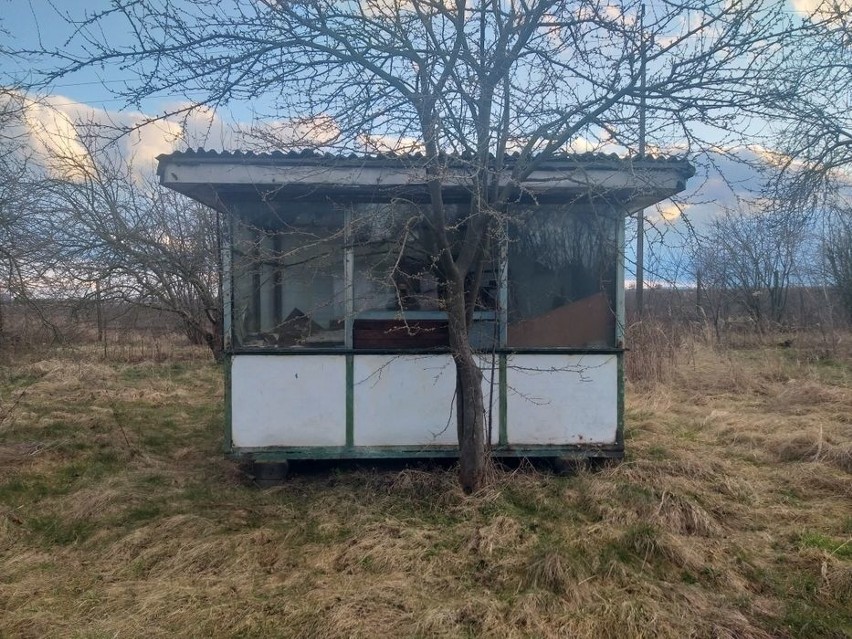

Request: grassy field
left=0, top=336, right=850, bottom=638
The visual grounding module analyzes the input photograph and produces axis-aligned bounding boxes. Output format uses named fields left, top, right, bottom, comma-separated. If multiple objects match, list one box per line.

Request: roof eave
left=157, top=152, right=694, bottom=212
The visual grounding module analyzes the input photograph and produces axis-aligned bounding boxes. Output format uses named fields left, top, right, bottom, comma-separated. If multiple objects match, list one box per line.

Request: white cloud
left=357, top=132, right=423, bottom=154
left=790, top=0, right=851, bottom=16
left=660, top=145, right=778, bottom=236
left=19, top=95, right=96, bottom=181
left=6, top=93, right=247, bottom=181
left=8, top=91, right=783, bottom=238
left=359, top=0, right=458, bottom=18
left=649, top=201, right=686, bottom=223
left=243, top=114, right=342, bottom=151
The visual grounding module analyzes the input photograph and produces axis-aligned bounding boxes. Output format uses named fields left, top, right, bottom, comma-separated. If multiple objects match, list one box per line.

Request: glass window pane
left=231, top=203, right=345, bottom=349
left=507, top=205, right=618, bottom=348
left=350, top=202, right=498, bottom=350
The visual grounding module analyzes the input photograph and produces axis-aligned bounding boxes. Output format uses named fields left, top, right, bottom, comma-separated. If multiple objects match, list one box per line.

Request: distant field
left=0, top=337, right=850, bottom=638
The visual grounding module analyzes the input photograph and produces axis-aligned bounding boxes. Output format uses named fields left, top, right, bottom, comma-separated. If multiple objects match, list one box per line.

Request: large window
left=229, top=198, right=617, bottom=351
left=507, top=205, right=618, bottom=348
left=232, top=202, right=345, bottom=348
left=348, top=202, right=498, bottom=349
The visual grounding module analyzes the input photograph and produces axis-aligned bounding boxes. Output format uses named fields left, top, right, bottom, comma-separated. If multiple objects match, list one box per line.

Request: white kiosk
left=157, top=150, right=693, bottom=465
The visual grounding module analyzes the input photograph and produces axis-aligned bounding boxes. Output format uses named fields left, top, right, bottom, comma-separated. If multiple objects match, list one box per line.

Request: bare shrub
left=625, top=318, right=685, bottom=384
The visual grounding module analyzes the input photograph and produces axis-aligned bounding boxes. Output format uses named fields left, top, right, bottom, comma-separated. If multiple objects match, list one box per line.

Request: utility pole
left=636, top=3, right=647, bottom=317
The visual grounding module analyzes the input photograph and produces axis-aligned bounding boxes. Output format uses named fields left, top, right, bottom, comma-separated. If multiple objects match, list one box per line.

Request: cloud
left=789, top=0, right=851, bottom=17
left=8, top=90, right=780, bottom=238
left=357, top=132, right=423, bottom=154
left=242, top=114, right=342, bottom=151
left=568, top=136, right=600, bottom=153
left=5, top=93, right=249, bottom=181
left=17, top=95, right=96, bottom=180
left=650, top=201, right=686, bottom=223
left=666, top=146, right=771, bottom=229
left=9, top=90, right=367, bottom=183
left=359, top=0, right=459, bottom=18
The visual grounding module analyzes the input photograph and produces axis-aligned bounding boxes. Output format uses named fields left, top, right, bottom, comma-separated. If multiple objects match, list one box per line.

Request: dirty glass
left=350, top=202, right=498, bottom=350
left=231, top=202, right=345, bottom=349
left=507, top=205, right=618, bottom=348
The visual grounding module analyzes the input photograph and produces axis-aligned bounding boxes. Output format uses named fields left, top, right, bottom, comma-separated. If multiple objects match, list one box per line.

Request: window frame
left=224, top=199, right=624, bottom=355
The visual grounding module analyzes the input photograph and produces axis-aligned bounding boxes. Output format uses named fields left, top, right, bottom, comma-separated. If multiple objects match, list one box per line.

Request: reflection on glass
left=231, top=198, right=617, bottom=352
left=350, top=202, right=497, bottom=349
left=232, top=203, right=345, bottom=348
left=507, top=206, right=617, bottom=348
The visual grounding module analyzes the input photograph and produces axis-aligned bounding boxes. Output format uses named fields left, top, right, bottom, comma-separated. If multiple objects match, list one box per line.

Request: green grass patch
left=0, top=473, right=68, bottom=502
left=119, top=361, right=194, bottom=382
left=1, top=339, right=851, bottom=638
left=26, top=514, right=96, bottom=546
left=779, top=601, right=852, bottom=639
left=646, top=445, right=671, bottom=460
left=799, top=532, right=852, bottom=559
left=120, top=503, right=165, bottom=526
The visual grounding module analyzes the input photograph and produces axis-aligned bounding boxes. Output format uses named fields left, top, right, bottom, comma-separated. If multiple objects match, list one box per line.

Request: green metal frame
left=224, top=354, right=233, bottom=454
left=229, top=444, right=624, bottom=462
left=498, top=354, right=508, bottom=447
left=220, top=202, right=628, bottom=464
left=224, top=350, right=624, bottom=462
left=227, top=346, right=624, bottom=356
left=345, top=354, right=354, bottom=448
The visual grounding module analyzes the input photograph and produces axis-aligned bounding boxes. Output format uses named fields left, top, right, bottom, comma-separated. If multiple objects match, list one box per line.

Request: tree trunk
left=0, top=287, right=4, bottom=351
left=95, top=280, right=105, bottom=343
left=447, top=280, right=486, bottom=493
left=205, top=318, right=225, bottom=364
left=454, top=351, right=486, bottom=493
left=183, top=315, right=224, bottom=363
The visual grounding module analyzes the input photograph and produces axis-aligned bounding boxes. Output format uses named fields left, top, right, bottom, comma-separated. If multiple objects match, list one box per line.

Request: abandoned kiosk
left=157, top=151, right=693, bottom=466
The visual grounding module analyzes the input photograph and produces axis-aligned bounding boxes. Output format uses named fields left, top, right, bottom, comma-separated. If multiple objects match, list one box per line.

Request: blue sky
left=4, top=2, right=132, bottom=107
left=1, top=0, right=830, bottom=280
left=4, top=0, right=822, bottom=125
left=3, top=0, right=279, bottom=120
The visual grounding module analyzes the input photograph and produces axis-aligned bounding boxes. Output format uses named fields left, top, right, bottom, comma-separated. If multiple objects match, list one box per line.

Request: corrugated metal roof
left=157, top=148, right=694, bottom=176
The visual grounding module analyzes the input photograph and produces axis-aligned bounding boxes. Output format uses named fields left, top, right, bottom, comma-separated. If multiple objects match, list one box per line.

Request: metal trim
left=345, top=354, right=354, bottom=448
left=226, top=347, right=625, bottom=356
left=499, top=354, right=508, bottom=446
left=229, top=443, right=625, bottom=461
left=223, top=355, right=233, bottom=454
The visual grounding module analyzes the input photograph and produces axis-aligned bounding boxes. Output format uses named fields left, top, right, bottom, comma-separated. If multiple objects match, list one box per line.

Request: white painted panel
left=354, top=355, right=499, bottom=447
left=506, top=354, right=617, bottom=445
left=231, top=355, right=346, bottom=448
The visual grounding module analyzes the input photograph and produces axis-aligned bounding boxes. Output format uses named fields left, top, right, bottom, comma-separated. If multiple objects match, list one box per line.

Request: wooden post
left=95, top=279, right=105, bottom=342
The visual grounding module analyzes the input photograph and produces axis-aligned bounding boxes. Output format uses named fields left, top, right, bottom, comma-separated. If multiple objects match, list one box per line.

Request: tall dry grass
left=625, top=317, right=690, bottom=384
left=0, top=333, right=850, bottom=638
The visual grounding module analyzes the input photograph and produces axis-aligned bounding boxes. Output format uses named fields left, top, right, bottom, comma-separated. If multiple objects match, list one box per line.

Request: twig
left=109, top=403, right=135, bottom=454
left=0, top=388, right=29, bottom=431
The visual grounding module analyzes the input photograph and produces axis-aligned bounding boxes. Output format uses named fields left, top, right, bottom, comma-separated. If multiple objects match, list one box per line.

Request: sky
left=4, top=0, right=826, bottom=111
left=0, top=0, right=841, bottom=279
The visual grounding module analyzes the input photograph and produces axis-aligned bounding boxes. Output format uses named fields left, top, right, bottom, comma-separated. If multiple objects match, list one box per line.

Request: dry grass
left=0, top=335, right=850, bottom=638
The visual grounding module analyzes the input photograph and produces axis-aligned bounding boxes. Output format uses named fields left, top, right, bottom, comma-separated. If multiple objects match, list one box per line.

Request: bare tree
left=37, top=126, right=224, bottom=360
left=761, top=2, right=851, bottom=209
left=0, top=91, right=59, bottom=346
left=697, top=202, right=810, bottom=332
left=754, top=2, right=852, bottom=329
left=19, top=0, right=794, bottom=490
left=693, top=243, right=733, bottom=341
